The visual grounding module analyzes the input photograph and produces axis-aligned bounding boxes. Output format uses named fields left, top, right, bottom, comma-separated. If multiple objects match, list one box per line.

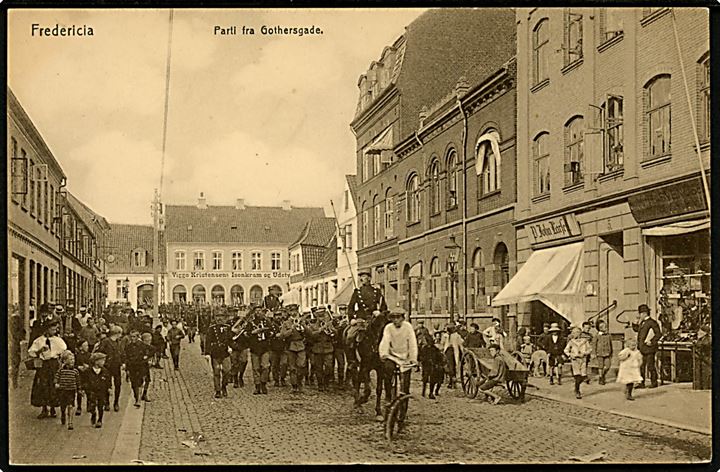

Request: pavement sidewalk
left=525, top=374, right=712, bottom=435
left=8, top=367, right=143, bottom=465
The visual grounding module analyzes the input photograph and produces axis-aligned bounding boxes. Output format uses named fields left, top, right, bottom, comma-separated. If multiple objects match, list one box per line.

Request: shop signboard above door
left=628, top=177, right=707, bottom=224
left=527, top=214, right=582, bottom=245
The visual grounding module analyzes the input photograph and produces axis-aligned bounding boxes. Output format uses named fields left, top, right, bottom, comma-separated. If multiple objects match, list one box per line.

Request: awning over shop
left=492, top=241, right=585, bottom=327
left=332, top=279, right=356, bottom=306
left=641, top=218, right=710, bottom=237
left=280, top=289, right=300, bottom=306
left=365, top=126, right=393, bottom=154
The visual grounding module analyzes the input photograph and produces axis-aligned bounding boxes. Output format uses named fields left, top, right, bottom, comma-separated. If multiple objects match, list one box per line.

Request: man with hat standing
left=246, top=308, right=275, bottom=394
left=263, top=286, right=283, bottom=312
left=546, top=322, right=566, bottom=385
left=306, top=307, right=335, bottom=392
left=269, top=309, right=289, bottom=387
left=279, top=305, right=307, bottom=393
left=636, top=304, right=661, bottom=388
left=379, top=307, right=418, bottom=409
left=204, top=310, right=234, bottom=398
left=348, top=270, right=387, bottom=322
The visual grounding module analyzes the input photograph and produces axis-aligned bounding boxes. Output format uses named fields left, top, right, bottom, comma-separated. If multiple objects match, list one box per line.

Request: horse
left=344, top=312, right=389, bottom=420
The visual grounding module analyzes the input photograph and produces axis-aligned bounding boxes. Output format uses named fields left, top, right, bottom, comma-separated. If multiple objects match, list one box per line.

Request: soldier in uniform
left=263, top=286, right=283, bottom=312
left=331, top=308, right=348, bottom=388
left=269, top=310, right=288, bottom=387
left=184, top=308, right=198, bottom=344
left=245, top=308, right=275, bottom=394
left=197, top=307, right=211, bottom=354
left=306, top=307, right=335, bottom=392
left=229, top=308, right=251, bottom=388
left=204, top=310, right=234, bottom=398
left=279, top=305, right=307, bottom=393
left=348, top=270, right=387, bottom=322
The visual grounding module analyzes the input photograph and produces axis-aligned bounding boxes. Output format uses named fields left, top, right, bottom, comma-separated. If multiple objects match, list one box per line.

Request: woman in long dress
left=28, top=321, right=67, bottom=419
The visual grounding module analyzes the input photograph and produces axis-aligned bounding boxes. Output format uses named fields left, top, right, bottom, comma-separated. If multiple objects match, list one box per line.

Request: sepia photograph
left=6, top=6, right=713, bottom=466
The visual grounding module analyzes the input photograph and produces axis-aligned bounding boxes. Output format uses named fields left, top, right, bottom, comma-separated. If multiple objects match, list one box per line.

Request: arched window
left=373, top=195, right=381, bottom=243
left=645, top=75, right=671, bottom=160
left=230, top=285, right=244, bottom=306
left=564, top=116, right=585, bottom=186
left=192, top=285, right=206, bottom=305
left=533, top=132, right=551, bottom=196
left=172, top=285, right=187, bottom=303
left=476, top=130, right=502, bottom=195
left=446, top=150, right=458, bottom=209
left=430, top=257, right=441, bottom=312
left=472, top=248, right=486, bottom=311
left=249, top=285, right=263, bottom=305
left=533, top=19, right=550, bottom=85
left=406, top=174, right=420, bottom=224
left=429, top=160, right=440, bottom=214
left=494, top=243, right=509, bottom=290
left=361, top=201, right=369, bottom=247
left=384, top=188, right=394, bottom=239
left=211, top=285, right=225, bottom=305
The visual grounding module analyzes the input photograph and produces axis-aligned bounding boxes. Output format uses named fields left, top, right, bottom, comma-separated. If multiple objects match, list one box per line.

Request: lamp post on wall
left=445, top=235, right=462, bottom=324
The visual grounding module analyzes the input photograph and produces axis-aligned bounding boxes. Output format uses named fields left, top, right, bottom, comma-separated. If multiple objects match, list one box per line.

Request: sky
left=8, top=8, right=425, bottom=224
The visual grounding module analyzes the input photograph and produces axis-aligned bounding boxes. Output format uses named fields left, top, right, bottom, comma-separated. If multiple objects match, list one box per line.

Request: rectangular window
left=533, top=134, right=551, bottom=196
left=362, top=153, right=370, bottom=182
left=373, top=154, right=381, bottom=176
left=373, top=204, right=381, bottom=243
left=384, top=196, right=394, bottom=239
left=599, top=9, right=623, bottom=44
left=193, top=251, right=205, bottom=271
left=251, top=251, right=262, bottom=271
left=175, top=251, right=186, bottom=270
left=564, top=117, right=585, bottom=186
left=212, top=251, right=223, bottom=271
left=10, top=138, right=28, bottom=204
left=232, top=251, right=242, bottom=271
left=116, top=280, right=123, bottom=299
left=564, top=10, right=583, bottom=65
left=362, top=210, right=369, bottom=247
left=43, top=181, right=49, bottom=226
left=345, top=224, right=353, bottom=250
left=647, top=76, right=671, bottom=160
left=30, top=159, right=36, bottom=216
left=699, top=56, right=710, bottom=143
left=604, top=95, right=624, bottom=172
left=271, top=252, right=281, bottom=271
left=49, top=185, right=55, bottom=234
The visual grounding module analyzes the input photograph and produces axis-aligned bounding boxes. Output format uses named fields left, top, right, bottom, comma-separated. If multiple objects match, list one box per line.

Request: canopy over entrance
left=642, top=218, right=709, bottom=237
left=493, top=241, right=585, bottom=327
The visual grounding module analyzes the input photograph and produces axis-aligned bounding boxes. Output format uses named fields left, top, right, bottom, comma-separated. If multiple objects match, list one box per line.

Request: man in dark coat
left=263, top=287, right=283, bottom=313
left=637, top=304, right=661, bottom=388
left=124, top=329, right=154, bottom=406
left=347, top=271, right=387, bottom=322
left=306, top=307, right=335, bottom=392
left=246, top=309, right=275, bottom=394
left=204, top=311, right=234, bottom=398
left=96, top=326, right=124, bottom=411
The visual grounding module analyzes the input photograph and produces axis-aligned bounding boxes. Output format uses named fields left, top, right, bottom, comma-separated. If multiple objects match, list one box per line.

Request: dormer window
left=132, top=248, right=147, bottom=267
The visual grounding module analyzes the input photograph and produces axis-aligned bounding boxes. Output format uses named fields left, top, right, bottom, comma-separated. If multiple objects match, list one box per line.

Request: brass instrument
left=320, top=319, right=335, bottom=337
left=292, top=316, right=305, bottom=333
left=258, top=320, right=267, bottom=341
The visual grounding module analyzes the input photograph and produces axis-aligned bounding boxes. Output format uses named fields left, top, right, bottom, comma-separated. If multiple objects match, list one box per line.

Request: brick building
left=495, top=8, right=710, bottom=349
left=351, top=8, right=517, bottom=330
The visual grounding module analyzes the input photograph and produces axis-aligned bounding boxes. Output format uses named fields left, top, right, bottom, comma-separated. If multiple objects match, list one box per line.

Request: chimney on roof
left=197, top=192, right=207, bottom=210
left=282, top=200, right=292, bottom=211
left=455, top=76, right=470, bottom=99
left=235, top=198, right=245, bottom=210
left=419, top=106, right=429, bottom=128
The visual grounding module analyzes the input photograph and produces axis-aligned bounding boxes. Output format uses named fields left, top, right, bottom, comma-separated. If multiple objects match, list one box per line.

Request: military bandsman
left=245, top=308, right=275, bottom=394
left=306, top=307, right=335, bottom=392
left=279, top=305, right=307, bottom=393
left=204, top=310, right=234, bottom=398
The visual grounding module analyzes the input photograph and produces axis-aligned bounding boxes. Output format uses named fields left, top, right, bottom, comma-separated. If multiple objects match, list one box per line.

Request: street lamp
left=123, top=277, right=130, bottom=302
left=445, top=234, right=462, bottom=323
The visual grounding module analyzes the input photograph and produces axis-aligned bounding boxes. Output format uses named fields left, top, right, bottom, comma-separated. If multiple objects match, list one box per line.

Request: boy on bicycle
left=379, top=307, right=418, bottom=410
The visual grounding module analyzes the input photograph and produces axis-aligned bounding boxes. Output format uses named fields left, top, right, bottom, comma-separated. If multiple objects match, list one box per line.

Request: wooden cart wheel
left=506, top=379, right=527, bottom=401
left=461, top=351, right=479, bottom=399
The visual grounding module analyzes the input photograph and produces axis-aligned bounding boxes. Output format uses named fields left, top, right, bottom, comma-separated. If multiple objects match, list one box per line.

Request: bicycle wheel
left=385, top=394, right=411, bottom=441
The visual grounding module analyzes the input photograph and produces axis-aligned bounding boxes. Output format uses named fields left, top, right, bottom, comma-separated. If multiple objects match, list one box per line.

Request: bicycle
left=384, top=359, right=416, bottom=441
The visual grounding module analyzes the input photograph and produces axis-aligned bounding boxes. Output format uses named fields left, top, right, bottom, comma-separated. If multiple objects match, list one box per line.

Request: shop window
left=532, top=19, right=550, bottom=86
left=446, top=150, right=458, bottom=209
left=603, top=95, right=624, bottom=172
left=698, top=54, right=710, bottom=144
left=533, top=133, right=551, bottom=196
left=564, top=116, right=585, bottom=187
left=645, top=75, right=672, bottom=160
left=564, top=10, right=583, bottom=66
left=172, top=285, right=187, bottom=303
left=192, top=285, right=206, bottom=304
left=211, top=285, right=225, bottom=305
left=230, top=285, right=244, bottom=306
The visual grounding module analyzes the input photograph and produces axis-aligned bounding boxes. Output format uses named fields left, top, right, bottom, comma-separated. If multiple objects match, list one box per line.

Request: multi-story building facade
left=7, top=88, right=66, bottom=339
left=331, top=175, right=360, bottom=307
left=288, top=217, right=337, bottom=310
left=63, top=192, right=110, bottom=315
left=105, top=223, right=164, bottom=310
left=165, top=195, right=324, bottom=307
left=351, top=9, right=517, bottom=331
left=496, top=8, right=710, bottom=347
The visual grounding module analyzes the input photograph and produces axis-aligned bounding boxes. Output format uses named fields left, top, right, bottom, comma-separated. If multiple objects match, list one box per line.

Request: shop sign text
left=527, top=214, right=581, bottom=245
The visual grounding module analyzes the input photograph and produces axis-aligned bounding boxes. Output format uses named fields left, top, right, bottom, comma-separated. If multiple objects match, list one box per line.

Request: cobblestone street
left=138, top=340, right=712, bottom=465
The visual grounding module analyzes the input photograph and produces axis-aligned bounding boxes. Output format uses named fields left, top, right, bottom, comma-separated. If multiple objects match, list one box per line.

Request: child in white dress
left=616, top=339, right=643, bottom=400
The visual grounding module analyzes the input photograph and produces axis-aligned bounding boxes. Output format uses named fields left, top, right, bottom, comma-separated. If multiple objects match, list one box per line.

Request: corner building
left=351, top=9, right=518, bottom=332
left=498, top=8, right=710, bottom=350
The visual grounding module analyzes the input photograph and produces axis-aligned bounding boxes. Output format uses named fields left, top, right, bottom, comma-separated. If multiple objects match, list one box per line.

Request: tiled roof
left=66, top=192, right=111, bottom=235
left=346, top=175, right=359, bottom=209
left=106, top=224, right=165, bottom=274
left=306, top=237, right=338, bottom=278
left=290, top=217, right=337, bottom=248
left=164, top=205, right=324, bottom=244
left=301, top=246, right=328, bottom=276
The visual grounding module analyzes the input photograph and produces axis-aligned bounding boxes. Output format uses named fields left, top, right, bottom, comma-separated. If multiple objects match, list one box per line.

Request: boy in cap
left=124, top=329, right=154, bottom=407
left=546, top=323, right=566, bottom=385
left=477, top=343, right=506, bottom=404
left=86, top=352, right=111, bottom=428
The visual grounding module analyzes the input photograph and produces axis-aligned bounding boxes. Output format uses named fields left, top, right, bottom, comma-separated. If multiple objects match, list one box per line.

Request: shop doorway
left=529, top=301, right=569, bottom=335
left=599, top=232, right=624, bottom=333
left=137, top=283, right=153, bottom=308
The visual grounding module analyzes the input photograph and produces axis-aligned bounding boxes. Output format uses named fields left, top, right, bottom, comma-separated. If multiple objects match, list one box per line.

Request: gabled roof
left=66, top=192, right=111, bottom=235
left=345, top=175, right=359, bottom=209
left=290, top=217, right=336, bottom=249
left=106, top=224, right=165, bottom=274
left=164, top=205, right=324, bottom=244
left=306, top=237, right=338, bottom=278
